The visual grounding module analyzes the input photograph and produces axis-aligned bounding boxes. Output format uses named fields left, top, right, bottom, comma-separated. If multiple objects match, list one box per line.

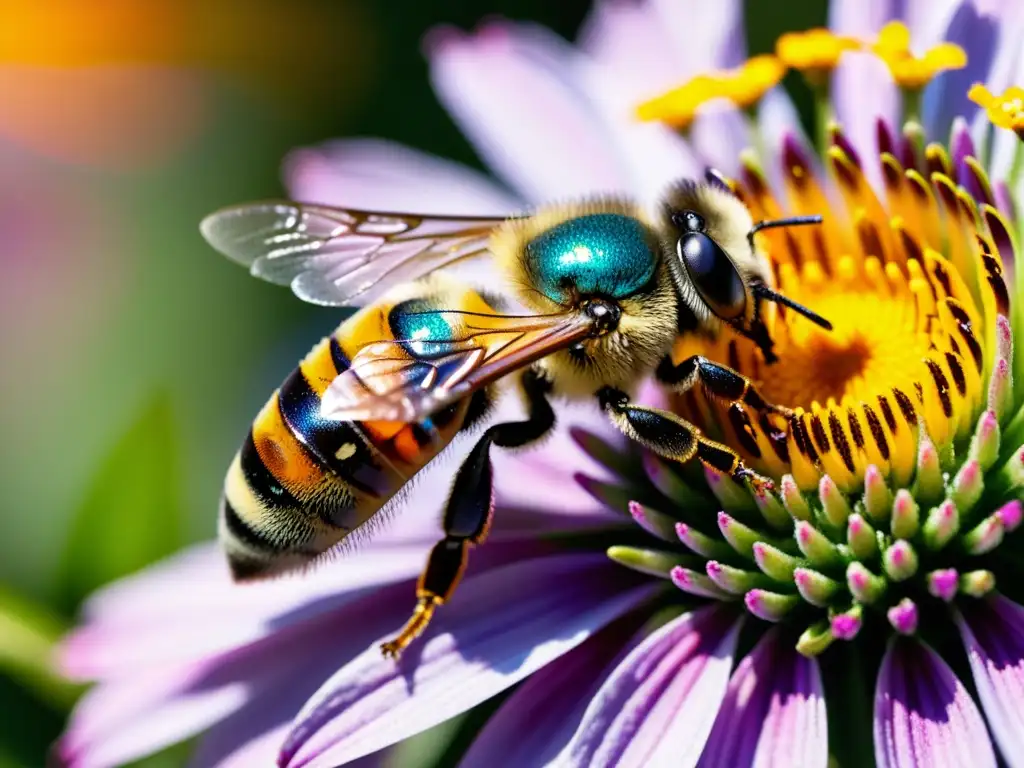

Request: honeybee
left=201, top=171, right=831, bottom=657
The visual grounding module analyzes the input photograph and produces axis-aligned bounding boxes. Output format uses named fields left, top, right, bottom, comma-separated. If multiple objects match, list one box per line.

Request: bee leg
left=380, top=370, right=555, bottom=659
left=597, top=387, right=774, bottom=493
left=655, top=355, right=793, bottom=418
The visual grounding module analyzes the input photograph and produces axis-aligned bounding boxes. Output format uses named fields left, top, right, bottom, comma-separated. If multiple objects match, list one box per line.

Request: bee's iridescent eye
left=678, top=232, right=747, bottom=320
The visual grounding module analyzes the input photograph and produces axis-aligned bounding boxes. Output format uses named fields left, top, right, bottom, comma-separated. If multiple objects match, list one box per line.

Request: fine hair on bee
left=202, top=167, right=834, bottom=659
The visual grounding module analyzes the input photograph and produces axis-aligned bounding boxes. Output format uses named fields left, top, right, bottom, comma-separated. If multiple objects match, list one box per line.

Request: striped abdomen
left=221, top=314, right=475, bottom=581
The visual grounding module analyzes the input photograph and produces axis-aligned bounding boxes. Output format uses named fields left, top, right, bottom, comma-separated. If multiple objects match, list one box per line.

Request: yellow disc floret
left=637, top=55, right=786, bottom=129
left=670, top=124, right=1009, bottom=494
left=871, top=21, right=966, bottom=90
left=776, top=28, right=860, bottom=83
left=969, top=83, right=1024, bottom=137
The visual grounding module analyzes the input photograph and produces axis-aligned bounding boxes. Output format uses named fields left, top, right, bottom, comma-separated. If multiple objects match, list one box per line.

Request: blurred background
left=0, top=0, right=824, bottom=764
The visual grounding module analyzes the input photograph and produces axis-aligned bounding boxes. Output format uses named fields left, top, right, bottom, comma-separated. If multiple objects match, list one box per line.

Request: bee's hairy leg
left=655, top=355, right=793, bottom=419
left=380, top=370, right=555, bottom=659
left=597, top=387, right=773, bottom=493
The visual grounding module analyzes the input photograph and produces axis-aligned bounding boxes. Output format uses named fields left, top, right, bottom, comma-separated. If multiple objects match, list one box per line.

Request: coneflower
left=55, top=3, right=1024, bottom=767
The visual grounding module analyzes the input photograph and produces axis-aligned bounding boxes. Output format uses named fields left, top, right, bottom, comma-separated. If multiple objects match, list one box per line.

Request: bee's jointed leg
left=380, top=370, right=555, bottom=659
left=655, top=355, right=792, bottom=418
left=597, top=387, right=773, bottom=492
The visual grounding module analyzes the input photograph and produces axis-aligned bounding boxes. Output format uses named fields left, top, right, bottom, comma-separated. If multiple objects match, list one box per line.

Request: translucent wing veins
left=200, top=201, right=506, bottom=306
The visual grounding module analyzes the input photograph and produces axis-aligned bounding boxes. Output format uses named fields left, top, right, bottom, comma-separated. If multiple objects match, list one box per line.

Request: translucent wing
left=200, top=201, right=507, bottom=306
left=320, top=310, right=598, bottom=422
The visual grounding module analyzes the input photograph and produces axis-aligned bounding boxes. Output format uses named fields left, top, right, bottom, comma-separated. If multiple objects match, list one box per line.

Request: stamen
left=636, top=55, right=786, bottom=129
left=871, top=21, right=966, bottom=91
left=969, top=83, right=1024, bottom=139
left=775, top=28, right=860, bottom=85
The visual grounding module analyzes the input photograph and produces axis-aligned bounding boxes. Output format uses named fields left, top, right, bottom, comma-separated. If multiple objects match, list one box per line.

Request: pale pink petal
left=460, top=616, right=642, bottom=768
left=573, top=62, right=699, bottom=204
left=574, top=1, right=739, bottom=198
left=955, top=596, right=1024, bottom=766
left=61, top=580, right=416, bottom=767
left=282, top=138, right=519, bottom=214
left=829, top=1, right=899, bottom=184
left=874, top=637, right=996, bottom=768
left=577, top=0, right=681, bottom=95
left=690, top=106, right=751, bottom=179
left=829, top=0, right=895, bottom=36
left=565, top=605, right=742, bottom=767
left=59, top=543, right=427, bottom=679
left=279, top=554, right=659, bottom=767
left=492, top=399, right=627, bottom=523
left=58, top=666, right=246, bottom=768
left=697, top=629, right=828, bottom=768
left=903, top=0, right=961, bottom=48
left=649, top=0, right=746, bottom=75
left=427, top=22, right=632, bottom=202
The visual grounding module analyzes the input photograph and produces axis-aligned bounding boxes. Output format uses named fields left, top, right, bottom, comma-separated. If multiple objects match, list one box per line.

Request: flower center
left=667, top=130, right=1012, bottom=495
left=758, top=266, right=931, bottom=409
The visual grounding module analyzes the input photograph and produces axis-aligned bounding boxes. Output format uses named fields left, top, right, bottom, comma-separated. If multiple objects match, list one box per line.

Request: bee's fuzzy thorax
left=490, top=197, right=679, bottom=397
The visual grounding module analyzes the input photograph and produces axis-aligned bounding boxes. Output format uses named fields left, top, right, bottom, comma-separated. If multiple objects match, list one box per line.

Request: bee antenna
left=747, top=215, right=823, bottom=250
left=752, top=283, right=833, bottom=331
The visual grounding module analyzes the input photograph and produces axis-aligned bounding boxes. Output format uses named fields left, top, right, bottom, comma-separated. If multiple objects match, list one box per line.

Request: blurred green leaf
left=55, top=393, right=184, bottom=612
left=0, top=585, right=79, bottom=710
left=0, top=672, right=66, bottom=768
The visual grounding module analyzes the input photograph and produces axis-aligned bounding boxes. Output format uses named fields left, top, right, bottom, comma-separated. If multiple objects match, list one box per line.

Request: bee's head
left=659, top=171, right=831, bottom=363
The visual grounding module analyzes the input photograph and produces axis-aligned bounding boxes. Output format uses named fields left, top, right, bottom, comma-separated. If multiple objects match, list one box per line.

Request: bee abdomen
left=277, top=366, right=387, bottom=502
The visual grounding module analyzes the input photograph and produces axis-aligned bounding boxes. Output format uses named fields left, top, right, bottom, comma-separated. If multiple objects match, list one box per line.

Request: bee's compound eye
left=678, top=233, right=747, bottom=320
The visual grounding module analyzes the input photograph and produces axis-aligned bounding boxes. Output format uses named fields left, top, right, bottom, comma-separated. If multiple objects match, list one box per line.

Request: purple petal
left=61, top=580, right=417, bottom=767
left=921, top=2, right=1001, bottom=141
left=903, top=0, right=962, bottom=48
left=279, top=553, right=657, bottom=767
left=58, top=666, right=245, bottom=768
left=460, top=615, right=643, bottom=768
left=490, top=399, right=627, bottom=524
left=427, top=22, right=631, bottom=202
left=874, top=636, right=996, bottom=768
left=564, top=605, right=742, bottom=767
left=59, top=541, right=428, bottom=678
left=955, top=596, right=1024, bottom=765
left=650, top=0, right=746, bottom=74
left=282, top=138, right=519, bottom=214
left=697, top=629, right=827, bottom=768
left=831, top=52, right=900, bottom=189
left=830, top=0, right=896, bottom=36
left=690, top=106, right=750, bottom=179
left=578, top=0, right=744, bottom=90
left=576, top=0, right=681, bottom=92
left=757, top=88, right=818, bottom=196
